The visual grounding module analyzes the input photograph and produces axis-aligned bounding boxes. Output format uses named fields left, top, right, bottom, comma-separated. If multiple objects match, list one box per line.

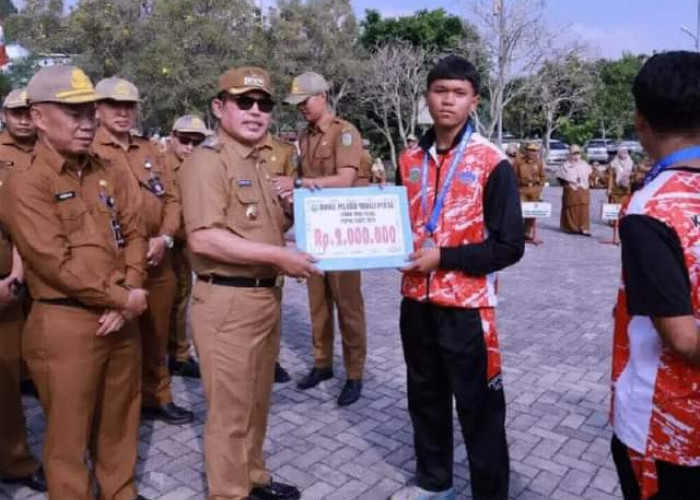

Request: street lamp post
left=680, top=0, right=700, bottom=51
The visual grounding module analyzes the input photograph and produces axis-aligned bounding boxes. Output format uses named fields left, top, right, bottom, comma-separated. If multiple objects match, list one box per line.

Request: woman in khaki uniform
left=607, top=147, right=633, bottom=204
left=557, top=145, right=593, bottom=236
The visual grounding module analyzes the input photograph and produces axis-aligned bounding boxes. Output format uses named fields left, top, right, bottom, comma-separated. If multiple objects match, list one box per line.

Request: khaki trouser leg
left=23, top=303, right=139, bottom=500
left=328, top=271, right=367, bottom=380
left=92, top=321, right=142, bottom=500
left=0, top=304, right=39, bottom=479
left=307, top=274, right=334, bottom=369
left=520, top=187, right=542, bottom=238
left=191, top=281, right=281, bottom=500
left=141, top=257, right=177, bottom=407
left=169, top=249, right=193, bottom=362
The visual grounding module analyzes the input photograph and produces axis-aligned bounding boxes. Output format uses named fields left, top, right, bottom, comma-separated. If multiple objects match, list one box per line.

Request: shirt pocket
left=229, top=183, right=262, bottom=231
left=316, top=144, right=335, bottom=176
left=57, top=198, right=88, bottom=235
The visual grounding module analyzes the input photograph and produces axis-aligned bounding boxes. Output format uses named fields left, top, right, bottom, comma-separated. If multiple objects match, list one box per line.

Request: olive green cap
left=95, top=77, right=141, bottom=102
left=3, top=89, right=29, bottom=109
left=26, top=66, right=99, bottom=105
left=284, top=72, right=329, bottom=105
left=172, top=114, right=212, bottom=136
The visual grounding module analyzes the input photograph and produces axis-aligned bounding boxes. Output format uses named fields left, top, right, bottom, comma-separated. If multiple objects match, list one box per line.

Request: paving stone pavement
left=1, top=187, right=625, bottom=500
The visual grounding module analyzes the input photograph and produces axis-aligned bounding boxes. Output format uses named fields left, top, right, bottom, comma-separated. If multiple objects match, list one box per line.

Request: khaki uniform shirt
left=3, top=142, right=146, bottom=308
left=513, top=157, right=544, bottom=187
left=299, top=117, right=362, bottom=179
left=357, top=149, right=372, bottom=187
left=162, top=148, right=188, bottom=244
left=93, top=127, right=181, bottom=239
left=259, top=134, right=297, bottom=177
left=0, top=132, right=34, bottom=276
left=179, top=132, right=289, bottom=280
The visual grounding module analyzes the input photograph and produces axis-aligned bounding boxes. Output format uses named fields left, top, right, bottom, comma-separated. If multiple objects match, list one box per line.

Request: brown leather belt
left=38, top=297, right=92, bottom=309
left=197, top=274, right=278, bottom=288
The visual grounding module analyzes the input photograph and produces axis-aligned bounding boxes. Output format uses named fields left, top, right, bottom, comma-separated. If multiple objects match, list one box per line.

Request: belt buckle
left=254, top=277, right=261, bottom=287
left=275, top=275, right=285, bottom=287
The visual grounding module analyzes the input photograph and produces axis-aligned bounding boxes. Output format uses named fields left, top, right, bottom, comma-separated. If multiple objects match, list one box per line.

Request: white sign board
left=521, top=202, right=552, bottom=218
left=601, top=203, right=622, bottom=221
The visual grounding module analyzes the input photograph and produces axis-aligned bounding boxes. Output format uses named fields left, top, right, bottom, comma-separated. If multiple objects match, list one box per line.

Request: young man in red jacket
left=610, top=51, right=700, bottom=500
left=392, top=55, right=525, bottom=500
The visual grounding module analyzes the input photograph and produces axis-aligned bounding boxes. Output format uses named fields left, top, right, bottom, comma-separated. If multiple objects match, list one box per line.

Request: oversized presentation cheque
left=293, top=186, right=414, bottom=271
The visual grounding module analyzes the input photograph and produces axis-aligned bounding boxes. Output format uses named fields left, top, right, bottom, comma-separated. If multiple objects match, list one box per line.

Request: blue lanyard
left=421, top=123, right=474, bottom=234
left=645, top=145, right=700, bottom=185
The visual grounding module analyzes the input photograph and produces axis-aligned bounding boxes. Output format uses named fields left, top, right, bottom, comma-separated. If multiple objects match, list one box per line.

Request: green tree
left=266, top=0, right=363, bottom=129
left=360, top=9, right=476, bottom=52
left=5, top=0, right=66, bottom=51
left=588, top=53, right=646, bottom=139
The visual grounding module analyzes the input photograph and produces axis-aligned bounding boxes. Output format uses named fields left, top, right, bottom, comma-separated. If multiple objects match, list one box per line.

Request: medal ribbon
left=644, top=145, right=700, bottom=185
left=421, top=123, right=474, bottom=235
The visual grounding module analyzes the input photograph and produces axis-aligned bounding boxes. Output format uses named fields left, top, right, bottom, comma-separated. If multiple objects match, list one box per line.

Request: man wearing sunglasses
left=93, top=77, right=194, bottom=426
left=277, top=71, right=368, bottom=407
left=163, top=114, right=210, bottom=381
left=179, top=66, right=320, bottom=500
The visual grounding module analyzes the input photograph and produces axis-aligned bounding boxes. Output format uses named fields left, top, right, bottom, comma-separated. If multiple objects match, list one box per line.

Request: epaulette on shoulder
left=201, top=135, right=222, bottom=151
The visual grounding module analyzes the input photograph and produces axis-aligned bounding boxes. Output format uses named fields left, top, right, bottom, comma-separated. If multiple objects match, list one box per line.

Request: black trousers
left=612, top=434, right=700, bottom=500
left=399, top=298, right=509, bottom=500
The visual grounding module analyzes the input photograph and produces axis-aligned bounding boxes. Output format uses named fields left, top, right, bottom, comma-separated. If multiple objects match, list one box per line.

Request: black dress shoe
left=296, top=367, right=333, bottom=390
left=141, top=402, right=194, bottom=425
left=169, top=357, right=201, bottom=379
left=20, top=379, right=38, bottom=398
left=274, top=363, right=291, bottom=384
left=2, top=465, right=47, bottom=492
left=249, top=480, right=301, bottom=500
left=337, top=379, right=362, bottom=407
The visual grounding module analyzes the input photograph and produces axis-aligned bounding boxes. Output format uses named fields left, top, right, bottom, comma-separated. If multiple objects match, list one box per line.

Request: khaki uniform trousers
left=168, top=247, right=193, bottom=363
left=23, top=302, right=141, bottom=500
left=141, top=254, right=177, bottom=407
left=191, top=280, right=281, bottom=500
left=307, top=271, right=367, bottom=379
left=519, top=186, right=543, bottom=236
left=0, top=303, right=39, bottom=479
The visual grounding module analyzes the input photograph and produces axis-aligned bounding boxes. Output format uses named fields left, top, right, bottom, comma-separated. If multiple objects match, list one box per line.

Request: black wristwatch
left=294, top=178, right=304, bottom=189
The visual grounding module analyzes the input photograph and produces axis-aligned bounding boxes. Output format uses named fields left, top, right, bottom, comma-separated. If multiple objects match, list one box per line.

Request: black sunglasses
left=175, top=135, right=204, bottom=146
left=231, top=95, right=275, bottom=114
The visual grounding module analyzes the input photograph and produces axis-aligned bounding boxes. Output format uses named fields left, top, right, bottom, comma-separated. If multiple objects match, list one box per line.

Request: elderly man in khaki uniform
left=0, top=89, right=46, bottom=494
left=179, top=66, right=319, bottom=500
left=163, top=114, right=210, bottom=380
left=513, top=142, right=545, bottom=240
left=276, top=71, right=367, bottom=407
left=92, top=77, right=194, bottom=425
left=4, top=65, right=150, bottom=500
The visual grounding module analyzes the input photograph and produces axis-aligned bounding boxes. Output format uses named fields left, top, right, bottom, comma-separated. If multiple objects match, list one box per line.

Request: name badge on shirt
left=55, top=191, right=77, bottom=202
left=238, top=179, right=253, bottom=188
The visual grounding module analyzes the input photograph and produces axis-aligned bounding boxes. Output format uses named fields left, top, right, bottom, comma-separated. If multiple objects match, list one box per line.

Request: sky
left=351, top=0, right=698, bottom=58
left=13, top=0, right=699, bottom=59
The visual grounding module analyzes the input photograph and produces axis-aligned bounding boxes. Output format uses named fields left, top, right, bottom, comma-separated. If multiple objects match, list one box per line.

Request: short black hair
left=633, top=51, right=700, bottom=134
left=427, top=55, right=480, bottom=95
